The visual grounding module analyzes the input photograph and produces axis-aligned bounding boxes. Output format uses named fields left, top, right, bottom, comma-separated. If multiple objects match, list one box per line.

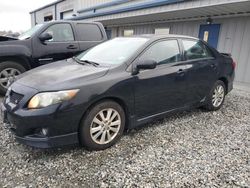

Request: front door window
left=42, top=23, right=74, bottom=42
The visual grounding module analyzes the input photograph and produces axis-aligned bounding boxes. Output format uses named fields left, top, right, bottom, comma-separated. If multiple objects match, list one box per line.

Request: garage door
left=60, top=10, right=73, bottom=19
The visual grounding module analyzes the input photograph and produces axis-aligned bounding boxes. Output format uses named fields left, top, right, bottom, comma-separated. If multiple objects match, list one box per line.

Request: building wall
left=33, top=6, right=55, bottom=25
left=31, top=1, right=75, bottom=26
left=30, top=12, right=35, bottom=26
left=56, top=0, right=75, bottom=20
left=30, top=0, right=113, bottom=26
left=111, top=16, right=250, bottom=85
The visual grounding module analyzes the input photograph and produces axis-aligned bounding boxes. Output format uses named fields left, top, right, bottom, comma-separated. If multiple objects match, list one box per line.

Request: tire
left=204, top=80, right=226, bottom=111
left=0, top=61, right=26, bottom=95
left=79, top=100, right=126, bottom=150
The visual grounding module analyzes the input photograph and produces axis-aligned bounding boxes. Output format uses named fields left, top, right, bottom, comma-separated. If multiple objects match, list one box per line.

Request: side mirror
left=132, top=59, right=157, bottom=75
left=39, top=33, right=52, bottom=42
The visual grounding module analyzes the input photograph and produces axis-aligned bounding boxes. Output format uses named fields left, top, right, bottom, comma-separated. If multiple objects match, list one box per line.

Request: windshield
left=18, top=24, right=43, bottom=40
left=77, top=37, right=149, bottom=65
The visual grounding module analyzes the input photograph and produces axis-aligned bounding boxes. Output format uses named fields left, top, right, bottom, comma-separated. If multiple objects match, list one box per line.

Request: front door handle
left=67, top=45, right=77, bottom=49
left=177, top=69, right=185, bottom=76
left=210, top=63, right=217, bottom=69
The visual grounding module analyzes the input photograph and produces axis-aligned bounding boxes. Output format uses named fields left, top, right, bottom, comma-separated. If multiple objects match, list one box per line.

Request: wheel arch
left=218, top=77, right=228, bottom=93
left=0, top=56, right=31, bottom=70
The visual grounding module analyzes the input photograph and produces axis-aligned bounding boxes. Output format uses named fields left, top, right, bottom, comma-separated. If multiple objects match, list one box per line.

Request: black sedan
left=1, top=35, right=235, bottom=150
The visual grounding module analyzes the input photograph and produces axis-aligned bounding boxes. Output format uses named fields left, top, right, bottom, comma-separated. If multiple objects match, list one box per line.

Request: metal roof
left=77, top=0, right=130, bottom=14
left=72, top=0, right=187, bottom=20
left=73, top=0, right=250, bottom=26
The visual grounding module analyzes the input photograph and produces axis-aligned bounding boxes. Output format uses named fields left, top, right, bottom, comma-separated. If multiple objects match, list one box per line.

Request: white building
left=30, top=0, right=250, bottom=88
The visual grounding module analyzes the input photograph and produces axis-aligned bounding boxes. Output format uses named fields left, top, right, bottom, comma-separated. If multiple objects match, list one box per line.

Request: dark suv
left=0, top=21, right=107, bottom=94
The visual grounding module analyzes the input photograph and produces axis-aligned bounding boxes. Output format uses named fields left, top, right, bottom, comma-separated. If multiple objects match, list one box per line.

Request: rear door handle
left=67, top=45, right=78, bottom=49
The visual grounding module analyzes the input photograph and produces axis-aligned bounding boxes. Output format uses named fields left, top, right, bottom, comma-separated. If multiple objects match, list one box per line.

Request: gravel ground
left=0, top=89, right=249, bottom=187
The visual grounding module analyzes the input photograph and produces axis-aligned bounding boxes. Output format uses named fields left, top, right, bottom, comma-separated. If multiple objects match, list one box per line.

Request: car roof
left=43, top=20, right=102, bottom=25
left=125, top=34, right=198, bottom=41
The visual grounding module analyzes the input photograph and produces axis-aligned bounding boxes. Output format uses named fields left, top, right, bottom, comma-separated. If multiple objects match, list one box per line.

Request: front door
left=34, top=23, right=80, bottom=65
left=133, top=39, right=188, bottom=119
left=198, top=24, right=220, bottom=49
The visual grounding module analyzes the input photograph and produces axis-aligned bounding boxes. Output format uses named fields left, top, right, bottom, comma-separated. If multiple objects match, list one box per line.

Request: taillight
left=232, top=60, right=236, bottom=69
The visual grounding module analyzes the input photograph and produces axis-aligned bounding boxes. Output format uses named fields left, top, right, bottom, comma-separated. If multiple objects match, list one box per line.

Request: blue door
left=198, top=24, right=220, bottom=49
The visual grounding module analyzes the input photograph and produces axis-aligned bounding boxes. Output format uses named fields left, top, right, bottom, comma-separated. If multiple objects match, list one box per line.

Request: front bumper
left=15, top=132, right=78, bottom=149
left=1, top=103, right=80, bottom=148
left=1, top=83, right=83, bottom=148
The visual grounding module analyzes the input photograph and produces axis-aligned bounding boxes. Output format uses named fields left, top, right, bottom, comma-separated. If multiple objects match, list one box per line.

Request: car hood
left=0, top=36, right=19, bottom=42
left=16, top=60, right=109, bottom=91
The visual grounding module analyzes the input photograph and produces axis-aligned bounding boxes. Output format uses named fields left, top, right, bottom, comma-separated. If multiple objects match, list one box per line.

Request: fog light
left=41, top=128, right=48, bottom=136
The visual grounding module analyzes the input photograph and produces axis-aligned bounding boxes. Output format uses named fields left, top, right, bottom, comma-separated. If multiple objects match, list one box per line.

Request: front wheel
left=204, top=80, right=226, bottom=111
left=79, top=100, right=125, bottom=150
left=0, top=61, right=26, bottom=95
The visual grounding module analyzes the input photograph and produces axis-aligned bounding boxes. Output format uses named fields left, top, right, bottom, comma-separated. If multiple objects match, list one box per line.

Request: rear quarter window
left=182, top=40, right=214, bottom=60
left=76, top=23, right=103, bottom=41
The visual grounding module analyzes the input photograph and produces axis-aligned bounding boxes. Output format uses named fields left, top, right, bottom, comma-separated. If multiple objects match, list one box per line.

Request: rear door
left=75, top=23, right=106, bottom=52
left=33, top=23, right=80, bottom=65
left=181, top=39, right=218, bottom=104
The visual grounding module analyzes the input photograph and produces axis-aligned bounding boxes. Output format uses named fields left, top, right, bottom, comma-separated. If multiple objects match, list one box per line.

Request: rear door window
left=182, top=40, right=213, bottom=60
left=76, top=23, right=103, bottom=41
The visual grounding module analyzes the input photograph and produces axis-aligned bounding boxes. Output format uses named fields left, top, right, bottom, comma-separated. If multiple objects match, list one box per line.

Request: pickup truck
left=0, top=21, right=107, bottom=94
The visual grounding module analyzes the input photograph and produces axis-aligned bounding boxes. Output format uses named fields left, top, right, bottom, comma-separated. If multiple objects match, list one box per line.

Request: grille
left=9, top=90, right=24, bottom=104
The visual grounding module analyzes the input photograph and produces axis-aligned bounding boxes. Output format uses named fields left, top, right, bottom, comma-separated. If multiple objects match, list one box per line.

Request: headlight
left=28, top=89, right=79, bottom=109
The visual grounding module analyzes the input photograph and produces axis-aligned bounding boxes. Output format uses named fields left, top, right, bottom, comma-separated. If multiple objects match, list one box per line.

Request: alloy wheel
left=90, top=108, right=121, bottom=145
left=212, top=85, right=225, bottom=107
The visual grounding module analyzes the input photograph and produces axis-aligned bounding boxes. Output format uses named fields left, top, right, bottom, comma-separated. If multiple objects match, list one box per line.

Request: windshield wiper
left=81, top=60, right=100, bottom=67
left=72, top=56, right=83, bottom=64
left=72, top=56, right=99, bottom=67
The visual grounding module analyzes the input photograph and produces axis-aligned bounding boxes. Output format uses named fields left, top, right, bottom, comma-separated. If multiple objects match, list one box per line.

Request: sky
left=0, top=0, right=55, bottom=32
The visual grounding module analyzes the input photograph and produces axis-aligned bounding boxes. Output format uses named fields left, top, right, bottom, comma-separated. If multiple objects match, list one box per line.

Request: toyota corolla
left=1, top=35, right=235, bottom=150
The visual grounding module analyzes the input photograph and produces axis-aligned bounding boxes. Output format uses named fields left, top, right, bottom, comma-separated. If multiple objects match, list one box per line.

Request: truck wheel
left=0, top=61, right=26, bottom=95
left=79, top=100, right=125, bottom=150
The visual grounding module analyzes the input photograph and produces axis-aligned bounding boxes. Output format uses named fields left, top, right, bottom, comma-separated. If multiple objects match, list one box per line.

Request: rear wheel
left=204, top=80, right=226, bottom=111
left=0, top=61, right=26, bottom=95
left=79, top=100, right=125, bottom=150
